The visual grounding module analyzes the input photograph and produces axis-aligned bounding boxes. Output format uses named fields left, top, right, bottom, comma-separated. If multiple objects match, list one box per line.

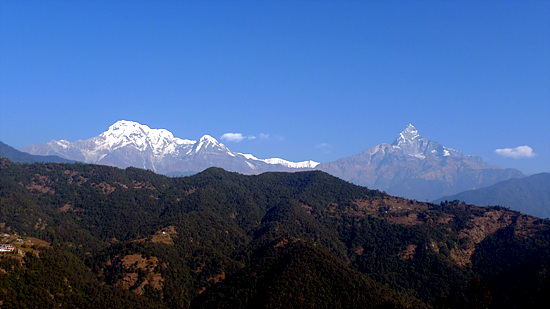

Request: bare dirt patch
left=183, top=187, right=196, bottom=195
left=121, top=254, right=159, bottom=270
left=92, top=182, right=116, bottom=195
left=352, top=197, right=432, bottom=226
left=301, top=204, right=313, bottom=215
left=27, top=174, right=55, bottom=195
left=459, top=210, right=514, bottom=243
left=134, top=226, right=177, bottom=245
left=132, top=181, right=156, bottom=190
left=58, top=203, right=72, bottom=212
left=208, top=272, right=225, bottom=284
left=117, top=273, right=139, bottom=290
left=151, top=230, right=174, bottom=245
left=64, top=170, right=88, bottom=186
left=113, top=254, right=165, bottom=294
left=515, top=215, right=541, bottom=238
left=115, top=181, right=129, bottom=189
left=34, top=218, right=47, bottom=230
left=275, top=238, right=290, bottom=248
left=398, top=244, right=417, bottom=260
left=449, top=209, right=518, bottom=266
left=148, top=272, right=164, bottom=291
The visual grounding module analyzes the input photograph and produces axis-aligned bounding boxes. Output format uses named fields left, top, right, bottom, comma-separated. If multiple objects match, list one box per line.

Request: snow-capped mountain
left=22, top=121, right=523, bottom=201
left=316, top=124, right=524, bottom=201
left=99, top=120, right=195, bottom=156
left=391, top=124, right=462, bottom=159
left=23, top=120, right=319, bottom=175
left=239, top=154, right=319, bottom=169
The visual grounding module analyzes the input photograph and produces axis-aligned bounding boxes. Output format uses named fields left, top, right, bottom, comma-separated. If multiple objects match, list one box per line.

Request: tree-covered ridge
left=192, top=238, right=427, bottom=309
left=0, top=158, right=549, bottom=308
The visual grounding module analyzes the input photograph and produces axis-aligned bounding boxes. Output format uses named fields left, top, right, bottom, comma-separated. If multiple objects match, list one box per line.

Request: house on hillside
left=0, top=244, right=15, bottom=252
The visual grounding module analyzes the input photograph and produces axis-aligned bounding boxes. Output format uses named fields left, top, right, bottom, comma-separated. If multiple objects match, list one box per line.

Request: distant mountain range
left=317, top=124, right=524, bottom=201
left=22, top=120, right=319, bottom=175
left=435, top=172, right=550, bottom=218
left=0, top=140, right=73, bottom=163
left=21, top=121, right=524, bottom=201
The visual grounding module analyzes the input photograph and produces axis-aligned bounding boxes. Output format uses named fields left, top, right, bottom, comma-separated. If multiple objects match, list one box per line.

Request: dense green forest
left=0, top=157, right=549, bottom=308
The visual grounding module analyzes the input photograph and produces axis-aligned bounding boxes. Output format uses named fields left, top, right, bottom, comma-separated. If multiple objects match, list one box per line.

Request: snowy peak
left=404, top=123, right=417, bottom=133
left=99, top=120, right=194, bottom=154
left=390, top=124, right=431, bottom=158
left=392, top=124, right=420, bottom=147
left=237, top=153, right=319, bottom=169
left=262, top=158, right=320, bottom=169
left=23, top=120, right=320, bottom=173
left=104, top=120, right=150, bottom=135
left=102, top=120, right=193, bottom=143
left=388, top=124, right=463, bottom=160
left=198, top=135, right=219, bottom=145
left=316, top=123, right=514, bottom=201
left=191, top=134, right=229, bottom=154
left=102, top=120, right=167, bottom=142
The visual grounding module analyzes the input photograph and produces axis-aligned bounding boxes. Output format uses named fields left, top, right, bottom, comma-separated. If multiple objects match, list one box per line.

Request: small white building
left=0, top=244, right=15, bottom=252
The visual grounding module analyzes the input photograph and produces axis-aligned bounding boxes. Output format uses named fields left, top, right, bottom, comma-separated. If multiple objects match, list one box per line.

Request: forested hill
left=0, top=158, right=549, bottom=308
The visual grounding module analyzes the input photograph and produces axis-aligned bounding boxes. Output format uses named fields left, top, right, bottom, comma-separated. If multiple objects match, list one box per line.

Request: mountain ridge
left=22, top=120, right=319, bottom=174
left=21, top=121, right=524, bottom=201
left=0, top=140, right=74, bottom=164
left=434, top=172, right=550, bottom=218
left=317, top=124, right=524, bottom=201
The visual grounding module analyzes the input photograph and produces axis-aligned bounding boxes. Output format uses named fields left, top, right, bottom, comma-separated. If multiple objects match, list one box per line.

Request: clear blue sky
left=1, top=1, right=549, bottom=174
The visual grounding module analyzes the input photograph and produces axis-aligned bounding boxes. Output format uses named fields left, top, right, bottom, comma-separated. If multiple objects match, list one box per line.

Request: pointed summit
left=316, top=123, right=523, bottom=201
left=191, top=134, right=231, bottom=155
left=389, top=124, right=453, bottom=159
left=403, top=123, right=418, bottom=134
left=102, top=120, right=154, bottom=141
left=392, top=124, right=420, bottom=146
left=195, top=135, right=222, bottom=150
left=108, top=120, right=143, bottom=130
left=198, top=135, right=219, bottom=144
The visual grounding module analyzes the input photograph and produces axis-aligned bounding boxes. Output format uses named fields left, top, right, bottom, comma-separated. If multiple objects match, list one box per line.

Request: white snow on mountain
left=239, top=153, right=257, bottom=160
left=388, top=124, right=461, bottom=160
left=192, top=135, right=219, bottom=153
left=393, top=124, right=420, bottom=146
left=261, top=158, right=320, bottom=168
left=54, top=140, right=71, bottom=149
left=100, top=120, right=195, bottom=154
left=236, top=153, right=319, bottom=168
left=23, top=120, right=318, bottom=173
